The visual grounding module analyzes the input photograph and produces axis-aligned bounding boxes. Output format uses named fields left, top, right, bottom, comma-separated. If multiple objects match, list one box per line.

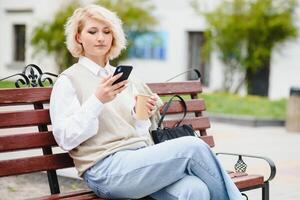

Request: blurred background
left=1, top=0, right=300, bottom=98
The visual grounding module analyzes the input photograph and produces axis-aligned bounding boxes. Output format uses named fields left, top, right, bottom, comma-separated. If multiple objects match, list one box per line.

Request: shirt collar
left=78, top=56, right=114, bottom=76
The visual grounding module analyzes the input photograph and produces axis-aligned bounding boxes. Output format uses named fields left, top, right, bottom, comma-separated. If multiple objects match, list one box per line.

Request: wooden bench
left=0, top=79, right=276, bottom=199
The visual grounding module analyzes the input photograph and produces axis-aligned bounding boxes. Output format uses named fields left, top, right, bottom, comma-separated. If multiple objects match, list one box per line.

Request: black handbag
left=151, top=95, right=196, bottom=144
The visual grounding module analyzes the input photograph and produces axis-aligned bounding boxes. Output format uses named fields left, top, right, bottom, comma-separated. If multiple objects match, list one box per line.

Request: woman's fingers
left=106, top=73, right=123, bottom=85
left=147, top=95, right=157, bottom=106
left=112, top=84, right=127, bottom=96
left=112, top=80, right=128, bottom=90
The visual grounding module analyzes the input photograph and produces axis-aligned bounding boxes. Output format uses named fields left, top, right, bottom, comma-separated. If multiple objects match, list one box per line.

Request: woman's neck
left=85, top=55, right=107, bottom=68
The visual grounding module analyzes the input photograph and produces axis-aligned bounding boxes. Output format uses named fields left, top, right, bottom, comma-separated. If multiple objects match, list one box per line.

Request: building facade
left=0, top=0, right=299, bottom=99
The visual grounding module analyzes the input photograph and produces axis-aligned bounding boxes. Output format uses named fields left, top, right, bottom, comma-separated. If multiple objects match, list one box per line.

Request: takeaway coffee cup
left=135, top=94, right=150, bottom=120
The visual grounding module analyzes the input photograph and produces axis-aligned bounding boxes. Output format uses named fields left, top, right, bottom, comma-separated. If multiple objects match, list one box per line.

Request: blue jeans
left=83, top=136, right=243, bottom=200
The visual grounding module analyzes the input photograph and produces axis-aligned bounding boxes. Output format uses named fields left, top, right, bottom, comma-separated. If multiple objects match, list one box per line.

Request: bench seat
left=32, top=174, right=264, bottom=200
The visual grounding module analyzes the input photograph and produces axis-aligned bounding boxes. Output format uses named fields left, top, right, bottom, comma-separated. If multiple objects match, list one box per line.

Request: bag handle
left=157, top=95, right=187, bottom=128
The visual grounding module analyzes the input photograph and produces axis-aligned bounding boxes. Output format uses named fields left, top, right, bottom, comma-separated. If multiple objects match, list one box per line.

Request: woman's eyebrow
left=88, top=26, right=98, bottom=29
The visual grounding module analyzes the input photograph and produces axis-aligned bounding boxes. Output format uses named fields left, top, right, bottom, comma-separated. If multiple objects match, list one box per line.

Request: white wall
left=270, top=38, right=300, bottom=99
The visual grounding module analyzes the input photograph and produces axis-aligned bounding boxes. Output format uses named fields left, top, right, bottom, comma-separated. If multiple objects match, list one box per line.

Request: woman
left=50, top=4, right=243, bottom=200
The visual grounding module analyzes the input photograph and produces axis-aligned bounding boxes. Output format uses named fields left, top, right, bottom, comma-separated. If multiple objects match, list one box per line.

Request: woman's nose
left=97, top=33, right=104, bottom=42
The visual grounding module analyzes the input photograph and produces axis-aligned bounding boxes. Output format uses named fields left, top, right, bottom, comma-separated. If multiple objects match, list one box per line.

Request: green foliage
left=192, top=0, right=298, bottom=93
left=161, top=91, right=287, bottom=119
left=31, top=1, right=80, bottom=71
left=0, top=81, right=15, bottom=88
left=31, top=0, right=157, bottom=72
left=199, top=92, right=287, bottom=119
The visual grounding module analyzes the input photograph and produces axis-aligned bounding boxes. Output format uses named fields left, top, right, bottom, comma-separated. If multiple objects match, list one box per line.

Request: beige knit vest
left=61, top=63, right=157, bottom=176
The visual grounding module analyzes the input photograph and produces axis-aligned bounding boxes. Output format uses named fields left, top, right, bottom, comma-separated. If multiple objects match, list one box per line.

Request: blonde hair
left=65, top=4, right=126, bottom=60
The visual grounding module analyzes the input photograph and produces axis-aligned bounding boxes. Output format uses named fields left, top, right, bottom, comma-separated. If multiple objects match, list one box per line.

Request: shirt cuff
left=81, top=94, right=104, bottom=117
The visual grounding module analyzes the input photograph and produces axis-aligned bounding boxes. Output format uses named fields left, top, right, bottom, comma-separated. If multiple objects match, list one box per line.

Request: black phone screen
left=112, top=65, right=133, bottom=85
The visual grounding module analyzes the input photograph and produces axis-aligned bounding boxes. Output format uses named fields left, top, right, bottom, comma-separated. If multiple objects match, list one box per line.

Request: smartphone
left=112, top=65, right=133, bottom=85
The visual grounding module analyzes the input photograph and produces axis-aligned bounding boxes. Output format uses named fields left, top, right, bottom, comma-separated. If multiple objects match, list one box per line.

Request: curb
left=206, top=112, right=285, bottom=127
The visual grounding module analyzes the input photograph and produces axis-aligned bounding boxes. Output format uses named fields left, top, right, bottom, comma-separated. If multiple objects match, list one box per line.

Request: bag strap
left=157, top=95, right=187, bottom=128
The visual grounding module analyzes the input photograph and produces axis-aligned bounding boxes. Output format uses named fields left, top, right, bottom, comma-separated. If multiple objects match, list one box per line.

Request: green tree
left=31, top=0, right=157, bottom=72
left=192, top=0, right=298, bottom=95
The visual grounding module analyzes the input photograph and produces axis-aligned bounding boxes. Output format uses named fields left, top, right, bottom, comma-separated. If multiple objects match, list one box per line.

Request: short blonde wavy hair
left=65, top=4, right=126, bottom=60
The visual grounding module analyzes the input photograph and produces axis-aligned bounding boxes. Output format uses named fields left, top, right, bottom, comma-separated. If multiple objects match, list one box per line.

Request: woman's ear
left=76, top=33, right=82, bottom=44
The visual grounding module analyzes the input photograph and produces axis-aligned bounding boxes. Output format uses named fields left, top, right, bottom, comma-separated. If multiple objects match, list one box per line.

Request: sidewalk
left=209, top=122, right=300, bottom=200
left=1, top=122, right=300, bottom=199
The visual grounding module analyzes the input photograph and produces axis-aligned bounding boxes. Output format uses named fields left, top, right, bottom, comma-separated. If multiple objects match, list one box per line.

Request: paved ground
left=210, top=123, right=300, bottom=200
left=0, top=122, right=300, bottom=199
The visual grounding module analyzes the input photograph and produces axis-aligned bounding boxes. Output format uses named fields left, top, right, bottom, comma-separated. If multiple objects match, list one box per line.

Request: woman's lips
left=95, top=44, right=106, bottom=48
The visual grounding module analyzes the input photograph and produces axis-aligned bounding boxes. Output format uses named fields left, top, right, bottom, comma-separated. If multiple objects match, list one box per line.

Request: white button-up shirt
left=50, top=56, right=151, bottom=151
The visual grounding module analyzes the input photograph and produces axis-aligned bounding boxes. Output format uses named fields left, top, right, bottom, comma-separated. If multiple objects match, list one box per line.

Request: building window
left=13, top=24, right=26, bottom=62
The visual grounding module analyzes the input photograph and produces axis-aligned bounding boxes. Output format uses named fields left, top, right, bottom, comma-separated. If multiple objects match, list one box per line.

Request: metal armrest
left=216, top=152, right=276, bottom=182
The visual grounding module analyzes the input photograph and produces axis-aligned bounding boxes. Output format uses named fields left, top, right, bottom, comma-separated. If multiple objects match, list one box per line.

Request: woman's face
left=77, top=17, right=113, bottom=63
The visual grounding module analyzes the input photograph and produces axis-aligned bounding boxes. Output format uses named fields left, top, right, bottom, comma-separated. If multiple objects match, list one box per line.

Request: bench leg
left=262, top=182, right=269, bottom=200
left=47, top=170, right=60, bottom=194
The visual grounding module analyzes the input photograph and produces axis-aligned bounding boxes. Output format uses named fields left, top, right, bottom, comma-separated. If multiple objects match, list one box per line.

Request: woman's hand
left=133, top=94, right=158, bottom=118
left=95, top=73, right=128, bottom=103
left=146, top=94, right=158, bottom=117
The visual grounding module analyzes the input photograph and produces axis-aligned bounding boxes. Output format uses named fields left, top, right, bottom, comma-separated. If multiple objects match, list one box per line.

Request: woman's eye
left=88, top=31, right=96, bottom=34
left=103, top=30, right=111, bottom=34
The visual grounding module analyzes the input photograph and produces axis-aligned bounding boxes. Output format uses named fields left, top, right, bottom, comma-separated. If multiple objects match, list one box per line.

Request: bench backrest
left=0, top=81, right=213, bottom=190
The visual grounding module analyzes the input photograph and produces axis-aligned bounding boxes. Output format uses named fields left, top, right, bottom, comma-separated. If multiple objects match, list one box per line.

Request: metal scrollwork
left=38, top=72, right=58, bottom=87
left=0, top=64, right=58, bottom=88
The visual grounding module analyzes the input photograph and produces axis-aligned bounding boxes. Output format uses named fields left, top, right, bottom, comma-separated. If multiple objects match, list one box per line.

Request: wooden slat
left=0, top=87, right=51, bottom=105
left=30, top=190, right=104, bottom=200
left=0, top=109, right=50, bottom=128
left=228, top=172, right=248, bottom=178
left=233, top=175, right=264, bottom=189
left=147, top=81, right=202, bottom=95
left=61, top=193, right=103, bottom=200
left=199, top=135, right=215, bottom=147
left=0, top=131, right=57, bottom=152
left=0, top=153, right=74, bottom=177
left=160, top=99, right=206, bottom=114
left=163, top=117, right=210, bottom=130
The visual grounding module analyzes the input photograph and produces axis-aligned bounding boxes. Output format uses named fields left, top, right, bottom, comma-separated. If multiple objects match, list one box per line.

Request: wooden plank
left=0, top=109, right=50, bottom=128
left=29, top=190, right=102, bottom=200
left=0, top=153, right=74, bottom=177
left=200, top=135, right=215, bottom=147
left=147, top=81, right=202, bottom=95
left=0, top=87, right=51, bottom=105
left=0, top=131, right=57, bottom=152
left=233, top=175, right=264, bottom=189
left=61, top=193, right=103, bottom=200
left=229, top=172, right=248, bottom=178
left=162, top=117, right=210, bottom=130
left=160, top=99, right=206, bottom=114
